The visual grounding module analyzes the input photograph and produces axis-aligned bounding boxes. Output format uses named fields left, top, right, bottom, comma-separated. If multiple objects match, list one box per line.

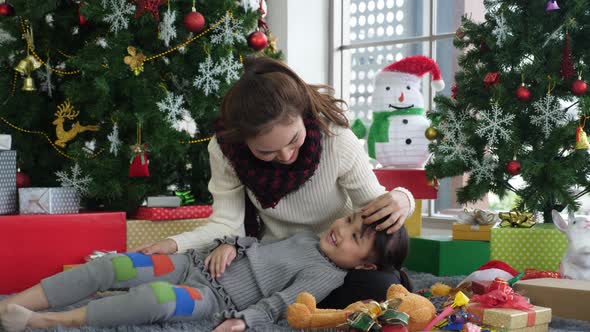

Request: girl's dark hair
left=217, top=56, right=349, bottom=143
left=361, top=215, right=412, bottom=291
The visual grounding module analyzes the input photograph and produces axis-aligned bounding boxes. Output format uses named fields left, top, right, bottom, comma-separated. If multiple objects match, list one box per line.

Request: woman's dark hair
left=361, top=215, right=412, bottom=291
left=217, top=56, right=349, bottom=143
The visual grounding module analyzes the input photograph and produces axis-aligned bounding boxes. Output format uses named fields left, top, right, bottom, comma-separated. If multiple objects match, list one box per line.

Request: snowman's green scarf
left=367, top=107, right=425, bottom=159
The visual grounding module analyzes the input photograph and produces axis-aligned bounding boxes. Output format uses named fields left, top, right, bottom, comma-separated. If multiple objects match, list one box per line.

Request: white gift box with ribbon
left=18, top=187, right=80, bottom=214
left=0, top=135, right=11, bottom=150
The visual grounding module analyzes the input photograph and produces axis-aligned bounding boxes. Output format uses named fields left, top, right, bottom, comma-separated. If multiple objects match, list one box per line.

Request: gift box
left=146, top=196, right=181, bottom=207
left=127, top=218, right=208, bottom=249
left=513, top=278, right=590, bottom=322
left=490, top=223, right=567, bottom=271
left=0, top=134, right=11, bottom=150
left=0, top=212, right=126, bottom=294
left=452, top=224, right=493, bottom=241
left=466, top=304, right=551, bottom=331
left=373, top=169, right=437, bottom=236
left=0, top=150, right=17, bottom=215
left=18, top=187, right=80, bottom=214
left=403, top=235, right=490, bottom=276
left=133, top=205, right=212, bottom=221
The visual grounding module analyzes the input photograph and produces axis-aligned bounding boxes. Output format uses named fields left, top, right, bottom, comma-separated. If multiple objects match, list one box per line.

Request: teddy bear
left=286, top=284, right=435, bottom=332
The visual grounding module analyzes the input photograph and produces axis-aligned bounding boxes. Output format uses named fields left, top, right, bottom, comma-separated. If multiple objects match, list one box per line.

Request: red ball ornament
left=16, top=171, right=30, bottom=188
left=506, top=160, right=521, bottom=176
left=0, top=2, right=15, bottom=16
left=572, top=79, right=588, bottom=96
left=248, top=30, right=268, bottom=51
left=515, top=84, right=531, bottom=102
left=184, top=9, right=205, bottom=33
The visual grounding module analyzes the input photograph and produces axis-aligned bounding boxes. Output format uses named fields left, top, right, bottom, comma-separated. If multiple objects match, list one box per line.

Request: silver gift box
left=18, top=187, right=80, bottom=214
left=0, top=150, right=17, bottom=215
left=146, top=196, right=181, bottom=207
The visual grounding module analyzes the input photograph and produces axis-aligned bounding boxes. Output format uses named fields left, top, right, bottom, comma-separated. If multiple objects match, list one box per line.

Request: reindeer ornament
left=53, top=100, right=99, bottom=148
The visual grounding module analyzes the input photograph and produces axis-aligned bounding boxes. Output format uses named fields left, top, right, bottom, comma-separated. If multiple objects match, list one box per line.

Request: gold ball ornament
left=425, top=127, right=438, bottom=140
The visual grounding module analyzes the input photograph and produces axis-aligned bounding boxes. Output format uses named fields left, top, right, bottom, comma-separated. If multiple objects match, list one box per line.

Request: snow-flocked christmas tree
left=426, top=0, right=590, bottom=223
left=0, top=0, right=280, bottom=212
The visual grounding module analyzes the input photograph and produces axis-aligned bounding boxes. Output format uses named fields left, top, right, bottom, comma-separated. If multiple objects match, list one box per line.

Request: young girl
left=0, top=213, right=409, bottom=332
left=134, top=56, right=415, bottom=307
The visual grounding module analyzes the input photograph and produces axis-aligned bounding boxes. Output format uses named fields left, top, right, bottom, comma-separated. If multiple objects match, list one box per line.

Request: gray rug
left=2, top=271, right=589, bottom=331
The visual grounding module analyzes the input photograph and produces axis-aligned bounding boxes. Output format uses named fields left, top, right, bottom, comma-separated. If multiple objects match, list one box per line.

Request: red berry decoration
left=78, top=5, right=88, bottom=26
left=572, top=78, right=587, bottom=96
left=506, top=160, right=521, bottom=176
left=184, top=8, right=205, bottom=33
left=16, top=171, right=30, bottom=188
left=248, top=30, right=268, bottom=51
left=0, top=2, right=15, bottom=16
left=515, top=84, right=531, bottom=102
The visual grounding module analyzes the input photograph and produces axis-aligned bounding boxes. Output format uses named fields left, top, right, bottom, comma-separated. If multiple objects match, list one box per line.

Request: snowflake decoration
left=529, top=94, right=567, bottom=138
left=157, top=92, right=188, bottom=124
left=96, top=37, right=109, bottom=48
left=439, top=112, right=467, bottom=142
left=36, top=62, right=54, bottom=98
left=218, top=53, right=242, bottom=84
left=239, top=0, right=267, bottom=15
left=72, top=26, right=79, bottom=35
left=438, top=133, right=477, bottom=164
left=193, top=55, right=221, bottom=96
left=107, top=123, right=121, bottom=156
left=475, top=103, right=514, bottom=147
left=45, top=14, right=54, bottom=27
left=103, top=0, right=136, bottom=33
left=470, top=155, right=497, bottom=184
left=0, top=28, right=15, bottom=47
left=492, top=13, right=511, bottom=47
left=210, top=13, right=246, bottom=46
left=55, top=163, right=92, bottom=196
left=159, top=8, right=177, bottom=47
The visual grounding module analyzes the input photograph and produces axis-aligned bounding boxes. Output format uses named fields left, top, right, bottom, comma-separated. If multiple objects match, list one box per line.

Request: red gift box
left=133, top=205, right=212, bottom=221
left=0, top=212, right=126, bottom=294
left=373, top=169, right=438, bottom=199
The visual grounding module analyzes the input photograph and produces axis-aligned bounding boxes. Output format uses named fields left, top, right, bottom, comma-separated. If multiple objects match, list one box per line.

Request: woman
left=135, top=56, right=415, bottom=307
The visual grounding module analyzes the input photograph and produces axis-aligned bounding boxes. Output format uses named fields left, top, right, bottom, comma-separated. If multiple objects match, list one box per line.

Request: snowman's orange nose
left=398, top=92, right=405, bottom=102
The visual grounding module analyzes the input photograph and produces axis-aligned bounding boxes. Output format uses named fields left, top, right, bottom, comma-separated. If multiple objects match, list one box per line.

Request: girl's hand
left=130, top=238, right=178, bottom=255
left=204, top=244, right=237, bottom=278
left=361, top=191, right=411, bottom=234
left=212, top=318, right=246, bottom=332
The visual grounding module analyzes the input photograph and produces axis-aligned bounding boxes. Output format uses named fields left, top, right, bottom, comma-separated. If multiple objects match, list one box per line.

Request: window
left=331, top=0, right=485, bottom=218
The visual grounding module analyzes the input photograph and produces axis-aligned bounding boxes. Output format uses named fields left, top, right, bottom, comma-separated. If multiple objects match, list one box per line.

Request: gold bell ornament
left=21, top=75, right=36, bottom=91
left=13, top=22, right=41, bottom=91
left=576, top=126, right=590, bottom=150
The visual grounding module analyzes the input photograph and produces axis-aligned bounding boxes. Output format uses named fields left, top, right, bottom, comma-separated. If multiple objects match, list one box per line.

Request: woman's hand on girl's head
left=204, top=244, right=237, bottom=278
left=361, top=191, right=410, bottom=234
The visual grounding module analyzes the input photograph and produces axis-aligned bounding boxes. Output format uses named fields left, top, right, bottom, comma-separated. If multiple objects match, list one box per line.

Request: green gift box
left=490, top=223, right=567, bottom=271
left=403, top=235, right=490, bottom=276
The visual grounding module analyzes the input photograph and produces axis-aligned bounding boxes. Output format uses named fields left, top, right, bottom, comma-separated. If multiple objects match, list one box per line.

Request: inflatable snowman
left=359, top=55, right=444, bottom=168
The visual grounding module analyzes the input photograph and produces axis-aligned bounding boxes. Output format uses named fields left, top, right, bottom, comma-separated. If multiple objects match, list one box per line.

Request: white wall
left=266, top=0, right=331, bottom=85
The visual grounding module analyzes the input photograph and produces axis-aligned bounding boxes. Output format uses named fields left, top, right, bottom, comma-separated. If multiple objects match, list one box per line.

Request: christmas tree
left=426, top=0, right=590, bottom=223
left=0, top=0, right=280, bottom=212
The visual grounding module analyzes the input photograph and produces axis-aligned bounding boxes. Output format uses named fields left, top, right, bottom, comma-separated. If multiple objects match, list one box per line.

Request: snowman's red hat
left=383, top=55, right=445, bottom=91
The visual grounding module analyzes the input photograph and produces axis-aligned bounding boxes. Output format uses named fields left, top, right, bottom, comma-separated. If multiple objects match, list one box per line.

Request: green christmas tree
left=0, top=0, right=280, bottom=212
left=426, top=0, right=590, bottom=223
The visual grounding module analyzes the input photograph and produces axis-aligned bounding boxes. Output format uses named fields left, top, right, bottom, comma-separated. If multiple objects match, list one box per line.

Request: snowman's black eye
left=406, top=86, right=411, bottom=90
left=385, top=86, right=390, bottom=91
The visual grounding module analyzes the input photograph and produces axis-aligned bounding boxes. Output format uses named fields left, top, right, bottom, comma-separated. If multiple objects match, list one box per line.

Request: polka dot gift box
left=490, top=223, right=567, bottom=272
left=18, top=187, right=80, bottom=214
left=0, top=150, right=17, bottom=215
left=133, top=205, right=212, bottom=221
left=126, top=218, right=208, bottom=250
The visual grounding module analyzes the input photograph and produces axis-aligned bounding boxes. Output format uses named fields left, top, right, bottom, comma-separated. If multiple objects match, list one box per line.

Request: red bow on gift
left=471, top=278, right=532, bottom=310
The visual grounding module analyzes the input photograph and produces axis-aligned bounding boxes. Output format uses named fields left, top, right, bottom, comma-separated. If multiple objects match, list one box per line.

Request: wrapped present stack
left=0, top=134, right=17, bottom=215
left=128, top=191, right=212, bottom=250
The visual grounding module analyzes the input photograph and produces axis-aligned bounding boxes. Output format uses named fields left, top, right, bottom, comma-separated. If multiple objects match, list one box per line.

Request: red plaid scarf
left=215, top=116, right=322, bottom=209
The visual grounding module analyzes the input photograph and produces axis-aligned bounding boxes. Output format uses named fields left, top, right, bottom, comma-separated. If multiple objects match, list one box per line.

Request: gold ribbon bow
left=340, top=298, right=409, bottom=331
left=124, top=46, right=145, bottom=75
left=457, top=208, right=498, bottom=226
left=498, top=210, right=536, bottom=228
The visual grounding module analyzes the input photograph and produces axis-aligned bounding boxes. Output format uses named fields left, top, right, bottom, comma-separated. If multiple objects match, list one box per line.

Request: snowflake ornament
left=475, top=103, right=514, bottom=147
left=439, top=112, right=467, bottom=142
left=470, top=155, right=498, bottom=184
left=193, top=55, right=221, bottom=96
left=45, top=14, right=54, bottom=27
left=492, top=13, right=511, bottom=47
left=210, top=13, right=246, bottom=46
left=55, top=163, right=92, bottom=196
left=102, top=0, right=136, bottom=33
left=239, top=0, right=267, bottom=16
left=36, top=62, right=54, bottom=98
left=0, top=28, right=15, bottom=46
left=159, top=7, right=177, bottom=47
left=107, top=123, right=121, bottom=156
left=438, top=133, right=477, bottom=164
left=157, top=92, right=188, bottom=124
left=96, top=37, right=109, bottom=48
left=218, top=53, right=242, bottom=84
left=529, top=94, right=568, bottom=138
